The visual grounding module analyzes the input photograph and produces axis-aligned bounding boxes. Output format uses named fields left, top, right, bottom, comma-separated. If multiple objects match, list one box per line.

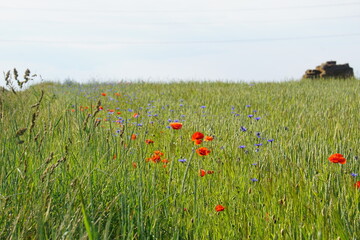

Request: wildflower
left=132, top=162, right=137, bottom=168
left=355, top=181, right=360, bottom=189
left=101, top=93, right=107, bottom=96
left=194, top=139, right=202, bottom=145
left=114, top=93, right=121, bottom=96
left=192, top=132, right=204, bottom=141
left=204, top=136, right=214, bottom=141
left=147, top=154, right=161, bottom=163
left=255, top=117, right=261, bottom=121
left=240, top=126, right=247, bottom=132
left=147, top=151, right=165, bottom=163
left=328, top=153, right=346, bottom=164
left=207, top=170, right=214, bottom=174
left=267, top=139, right=274, bottom=142
left=215, top=205, right=225, bottom=212
left=246, top=105, right=251, bottom=107
left=154, top=151, right=164, bottom=156
left=178, top=158, right=187, bottom=163
left=200, top=106, right=206, bottom=108
left=248, top=115, right=254, bottom=118
left=254, top=143, right=263, bottom=147
left=161, top=159, right=170, bottom=164
left=251, top=178, right=258, bottom=182
left=133, top=113, right=139, bottom=118
left=170, top=122, right=183, bottom=130
left=351, top=173, right=358, bottom=177
left=131, top=134, right=137, bottom=140
left=239, top=145, right=246, bottom=149
left=196, top=147, right=211, bottom=156
left=145, top=139, right=154, bottom=144
left=199, top=169, right=206, bottom=177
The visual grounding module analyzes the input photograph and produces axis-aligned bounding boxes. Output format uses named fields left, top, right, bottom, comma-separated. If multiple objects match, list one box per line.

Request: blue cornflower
left=351, top=173, right=358, bottom=177
left=137, top=123, right=143, bottom=127
left=200, top=106, right=206, bottom=108
left=116, top=130, right=121, bottom=134
left=180, top=104, right=184, bottom=107
left=178, top=159, right=187, bottom=163
left=254, top=143, right=263, bottom=147
left=251, top=178, right=258, bottom=182
left=174, top=119, right=179, bottom=122
left=239, top=145, right=246, bottom=149
left=255, top=117, right=261, bottom=121
left=267, top=139, right=274, bottom=142
left=246, top=105, right=251, bottom=107
left=240, top=126, right=247, bottom=132
left=168, top=119, right=172, bottom=122
left=252, top=163, right=257, bottom=166
left=248, top=115, right=254, bottom=118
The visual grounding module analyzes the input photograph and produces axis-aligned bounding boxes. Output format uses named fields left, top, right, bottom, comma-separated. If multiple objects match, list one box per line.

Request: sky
left=1, top=0, right=360, bottom=86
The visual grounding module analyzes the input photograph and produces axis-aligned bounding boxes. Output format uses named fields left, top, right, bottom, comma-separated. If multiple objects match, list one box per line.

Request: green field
left=1, top=79, right=359, bottom=239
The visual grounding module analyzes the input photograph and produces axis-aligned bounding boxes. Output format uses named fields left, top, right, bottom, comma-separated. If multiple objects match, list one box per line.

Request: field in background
left=0, top=80, right=359, bottom=239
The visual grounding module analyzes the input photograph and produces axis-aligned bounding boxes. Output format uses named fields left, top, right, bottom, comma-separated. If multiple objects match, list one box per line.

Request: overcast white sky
left=1, top=0, right=360, bottom=85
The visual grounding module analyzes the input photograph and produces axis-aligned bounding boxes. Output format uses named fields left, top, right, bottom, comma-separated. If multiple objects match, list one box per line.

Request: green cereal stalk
left=29, top=90, right=44, bottom=132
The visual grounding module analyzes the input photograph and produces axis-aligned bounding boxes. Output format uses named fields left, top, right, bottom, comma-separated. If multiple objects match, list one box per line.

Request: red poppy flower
left=207, top=170, right=214, bottom=174
left=101, top=93, right=107, bottom=96
left=194, top=139, right=202, bottom=145
left=114, top=93, right=121, bottom=96
left=170, top=122, right=183, bottom=130
left=355, top=181, right=360, bottom=189
left=154, top=151, right=164, bottom=156
left=131, top=134, right=137, bottom=140
left=215, top=205, right=225, bottom=212
left=161, top=159, right=169, bottom=164
left=133, top=113, right=139, bottom=118
left=204, top=136, right=214, bottom=141
left=199, top=169, right=206, bottom=177
left=145, top=139, right=154, bottom=144
left=148, top=154, right=161, bottom=163
left=196, top=147, right=210, bottom=156
left=192, top=132, right=204, bottom=141
left=328, top=153, right=346, bottom=164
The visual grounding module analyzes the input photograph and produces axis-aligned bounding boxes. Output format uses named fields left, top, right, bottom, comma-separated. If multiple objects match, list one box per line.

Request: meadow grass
left=0, top=79, right=359, bottom=239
